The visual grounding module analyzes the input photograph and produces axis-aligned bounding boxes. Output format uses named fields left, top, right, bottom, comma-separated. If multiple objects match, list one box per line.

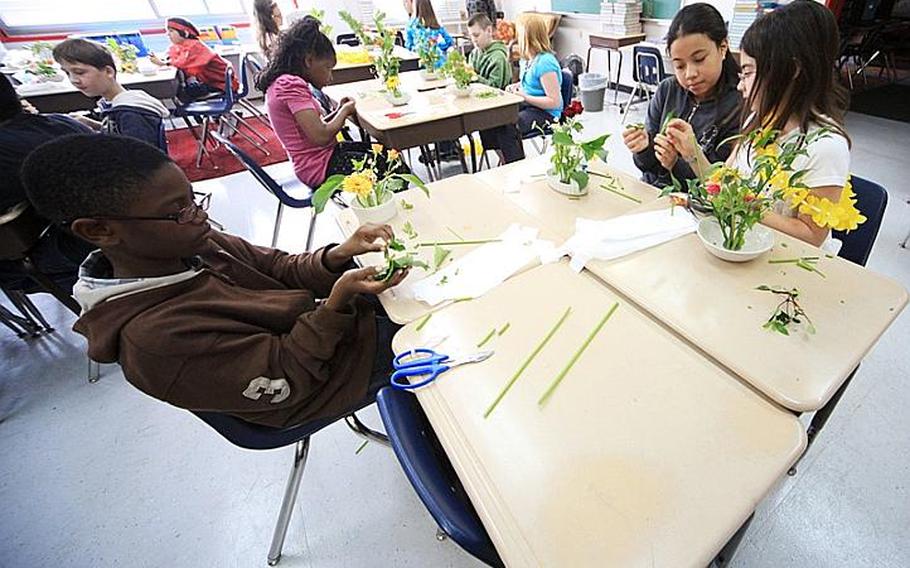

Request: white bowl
left=384, top=91, right=411, bottom=106
left=696, top=217, right=774, bottom=262
left=350, top=198, right=397, bottom=224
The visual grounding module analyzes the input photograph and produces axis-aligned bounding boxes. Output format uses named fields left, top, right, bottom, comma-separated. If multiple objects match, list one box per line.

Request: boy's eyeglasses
left=85, top=192, right=222, bottom=229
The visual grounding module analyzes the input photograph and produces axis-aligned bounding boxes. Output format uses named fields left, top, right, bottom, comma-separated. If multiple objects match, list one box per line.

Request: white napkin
left=549, top=208, right=698, bottom=271
left=402, top=224, right=554, bottom=306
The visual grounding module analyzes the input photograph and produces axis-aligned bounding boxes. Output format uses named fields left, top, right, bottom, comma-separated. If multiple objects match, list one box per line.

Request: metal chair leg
left=13, top=290, right=54, bottom=332
left=271, top=202, right=285, bottom=249
left=88, top=358, right=101, bottom=383
left=713, top=513, right=754, bottom=567
left=0, top=303, right=39, bottom=338
left=344, top=413, right=390, bottom=446
left=267, top=438, right=310, bottom=566
left=232, top=111, right=270, bottom=143
left=788, top=367, right=857, bottom=476
left=238, top=99, right=271, bottom=126
left=195, top=116, right=211, bottom=168
left=220, top=117, right=270, bottom=156
left=304, top=208, right=317, bottom=253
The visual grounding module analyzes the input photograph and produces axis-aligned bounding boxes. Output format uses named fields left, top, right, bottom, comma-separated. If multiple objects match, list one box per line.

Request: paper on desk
left=401, top=224, right=554, bottom=306
left=547, top=208, right=698, bottom=271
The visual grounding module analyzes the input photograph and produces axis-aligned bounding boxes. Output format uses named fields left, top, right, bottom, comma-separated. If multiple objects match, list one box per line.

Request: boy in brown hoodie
left=22, top=134, right=408, bottom=429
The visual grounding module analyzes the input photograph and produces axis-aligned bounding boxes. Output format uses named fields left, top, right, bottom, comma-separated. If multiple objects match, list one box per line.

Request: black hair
left=0, top=72, right=23, bottom=121
left=255, top=16, right=335, bottom=92
left=22, top=134, right=174, bottom=224
left=53, top=38, right=117, bottom=74
left=740, top=0, right=849, bottom=141
left=167, top=17, right=200, bottom=39
left=666, top=2, right=740, bottom=91
left=468, top=13, right=493, bottom=29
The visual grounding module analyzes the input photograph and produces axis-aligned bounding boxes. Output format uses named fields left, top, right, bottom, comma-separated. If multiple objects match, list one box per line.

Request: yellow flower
left=371, top=143, right=383, bottom=154
left=785, top=177, right=866, bottom=231
left=385, top=75, right=400, bottom=91
left=387, top=148, right=400, bottom=161
left=342, top=171, right=374, bottom=199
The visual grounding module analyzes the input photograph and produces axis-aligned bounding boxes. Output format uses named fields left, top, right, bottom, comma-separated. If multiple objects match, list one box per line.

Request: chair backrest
left=633, top=45, right=665, bottom=86
left=336, top=33, right=360, bottom=46
left=0, top=202, right=46, bottom=261
left=210, top=132, right=313, bottom=208
left=559, top=68, right=574, bottom=113
left=192, top=410, right=336, bottom=450
left=833, top=175, right=888, bottom=266
left=236, top=53, right=254, bottom=98
left=222, top=65, right=236, bottom=106
left=376, top=387, right=504, bottom=568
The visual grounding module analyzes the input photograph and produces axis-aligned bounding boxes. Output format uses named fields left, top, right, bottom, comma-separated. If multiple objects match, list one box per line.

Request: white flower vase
left=384, top=91, right=411, bottom=106
left=451, top=84, right=472, bottom=98
left=420, top=68, right=439, bottom=81
left=546, top=170, right=588, bottom=197
left=696, top=217, right=775, bottom=262
left=351, top=198, right=397, bottom=224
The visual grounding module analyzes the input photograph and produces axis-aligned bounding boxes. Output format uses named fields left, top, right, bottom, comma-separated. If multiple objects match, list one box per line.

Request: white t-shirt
left=732, top=121, right=850, bottom=252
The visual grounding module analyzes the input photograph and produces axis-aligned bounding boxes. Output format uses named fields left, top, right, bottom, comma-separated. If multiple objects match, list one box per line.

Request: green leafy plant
left=339, top=10, right=373, bottom=47
left=28, top=41, right=53, bottom=60
left=374, top=237, right=429, bottom=281
left=415, top=33, right=440, bottom=73
left=307, top=8, right=333, bottom=38
left=475, top=89, right=502, bottom=99
left=105, top=38, right=138, bottom=74
left=440, top=50, right=476, bottom=89
left=756, top=285, right=815, bottom=335
left=659, top=110, right=677, bottom=135
left=313, top=146, right=427, bottom=212
left=545, top=117, right=609, bottom=190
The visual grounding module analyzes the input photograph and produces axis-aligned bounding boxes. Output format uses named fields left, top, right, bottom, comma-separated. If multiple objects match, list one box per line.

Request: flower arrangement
left=441, top=50, right=476, bottom=90
left=416, top=34, right=440, bottom=73
left=365, top=12, right=400, bottom=89
left=312, top=145, right=428, bottom=213
left=545, top=117, right=609, bottom=192
left=338, top=10, right=373, bottom=47
left=307, top=8, right=333, bottom=38
left=25, top=41, right=62, bottom=81
left=671, top=128, right=865, bottom=251
left=104, top=38, right=139, bottom=74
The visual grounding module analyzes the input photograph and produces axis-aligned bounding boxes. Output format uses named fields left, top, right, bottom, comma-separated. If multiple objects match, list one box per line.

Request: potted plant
left=675, top=128, right=865, bottom=261
left=313, top=146, right=429, bottom=223
left=384, top=74, right=410, bottom=106
left=441, top=50, right=476, bottom=97
left=104, top=38, right=139, bottom=74
left=544, top=117, right=609, bottom=196
left=307, top=8, right=333, bottom=38
left=416, top=34, right=440, bottom=80
left=339, top=10, right=374, bottom=48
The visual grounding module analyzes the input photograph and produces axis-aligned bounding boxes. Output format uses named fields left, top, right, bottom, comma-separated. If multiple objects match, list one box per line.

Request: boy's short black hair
left=23, top=134, right=174, bottom=224
left=468, top=13, right=493, bottom=29
left=0, top=73, right=23, bottom=121
left=52, top=38, right=117, bottom=74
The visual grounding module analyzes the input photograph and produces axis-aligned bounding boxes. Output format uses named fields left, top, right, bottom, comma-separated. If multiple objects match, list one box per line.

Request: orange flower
left=387, top=148, right=400, bottom=161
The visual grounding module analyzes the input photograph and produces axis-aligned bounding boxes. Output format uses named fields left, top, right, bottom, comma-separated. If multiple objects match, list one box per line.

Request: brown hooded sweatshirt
left=72, top=231, right=376, bottom=429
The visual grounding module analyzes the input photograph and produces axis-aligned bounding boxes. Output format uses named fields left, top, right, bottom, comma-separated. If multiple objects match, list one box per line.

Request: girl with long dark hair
left=253, top=0, right=284, bottom=59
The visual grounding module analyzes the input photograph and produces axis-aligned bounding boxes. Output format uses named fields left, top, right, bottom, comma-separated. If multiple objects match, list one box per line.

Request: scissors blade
left=448, top=350, right=494, bottom=367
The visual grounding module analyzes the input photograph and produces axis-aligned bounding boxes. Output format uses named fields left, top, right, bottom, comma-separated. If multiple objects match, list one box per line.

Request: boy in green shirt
left=467, top=14, right=524, bottom=164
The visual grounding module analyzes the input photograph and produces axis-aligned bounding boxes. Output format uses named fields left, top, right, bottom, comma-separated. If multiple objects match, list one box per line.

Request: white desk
left=14, top=68, right=179, bottom=113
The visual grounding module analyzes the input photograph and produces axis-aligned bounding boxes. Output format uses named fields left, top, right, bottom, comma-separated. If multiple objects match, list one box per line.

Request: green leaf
left=571, top=170, right=589, bottom=191
left=395, top=173, right=430, bottom=198
left=552, top=131, right=574, bottom=146
left=312, top=175, right=345, bottom=213
left=402, top=221, right=418, bottom=239
left=433, top=245, right=451, bottom=270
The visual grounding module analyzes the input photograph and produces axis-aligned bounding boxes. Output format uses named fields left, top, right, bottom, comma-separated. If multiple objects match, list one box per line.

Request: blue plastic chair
left=376, top=387, right=505, bottom=568
left=210, top=131, right=316, bottom=250
left=173, top=66, right=268, bottom=168
left=235, top=54, right=271, bottom=127
left=522, top=68, right=575, bottom=154
left=833, top=175, right=888, bottom=267
left=620, top=45, right=668, bottom=121
left=192, top=410, right=387, bottom=565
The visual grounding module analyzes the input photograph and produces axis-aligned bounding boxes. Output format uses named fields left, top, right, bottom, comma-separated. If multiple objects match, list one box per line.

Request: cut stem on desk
left=477, top=328, right=496, bottom=348
left=601, top=184, right=643, bottom=204
left=415, top=313, right=432, bottom=332
left=538, top=302, right=618, bottom=407
left=484, top=307, right=572, bottom=419
left=417, top=239, right=501, bottom=247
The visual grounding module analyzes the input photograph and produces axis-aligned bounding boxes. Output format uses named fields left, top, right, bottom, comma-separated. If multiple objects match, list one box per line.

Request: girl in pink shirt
left=256, top=17, right=404, bottom=188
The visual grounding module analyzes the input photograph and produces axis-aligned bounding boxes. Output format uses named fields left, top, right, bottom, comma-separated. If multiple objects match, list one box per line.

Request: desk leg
left=586, top=46, right=593, bottom=73
left=468, top=135, right=478, bottom=173
left=614, top=50, right=624, bottom=105
left=606, top=49, right=613, bottom=103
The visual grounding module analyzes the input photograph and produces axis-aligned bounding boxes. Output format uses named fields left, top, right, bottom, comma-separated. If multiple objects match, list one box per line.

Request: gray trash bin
left=578, top=72, right=607, bottom=112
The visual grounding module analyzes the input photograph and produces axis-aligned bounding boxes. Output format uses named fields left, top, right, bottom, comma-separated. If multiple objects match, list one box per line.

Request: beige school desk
left=581, top=207, right=908, bottom=412
left=336, top=174, right=560, bottom=324
left=392, top=262, right=806, bottom=567
left=14, top=67, right=179, bottom=113
left=323, top=71, right=523, bottom=171
left=474, top=155, right=660, bottom=239
left=330, top=45, right=420, bottom=85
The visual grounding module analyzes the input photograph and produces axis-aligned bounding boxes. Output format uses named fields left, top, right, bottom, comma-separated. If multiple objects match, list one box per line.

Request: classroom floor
left=2, top=99, right=908, bottom=568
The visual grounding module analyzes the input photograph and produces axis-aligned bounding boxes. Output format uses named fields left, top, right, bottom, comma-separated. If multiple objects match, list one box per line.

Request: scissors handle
left=390, top=363, right=450, bottom=390
left=393, top=348, right=447, bottom=369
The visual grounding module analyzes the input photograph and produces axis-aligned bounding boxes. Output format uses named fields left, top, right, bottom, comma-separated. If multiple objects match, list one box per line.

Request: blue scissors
left=391, top=349, right=494, bottom=390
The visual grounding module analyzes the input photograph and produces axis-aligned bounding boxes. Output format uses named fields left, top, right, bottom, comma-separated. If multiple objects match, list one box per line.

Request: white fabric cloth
left=548, top=208, right=698, bottom=271
left=402, top=225, right=554, bottom=306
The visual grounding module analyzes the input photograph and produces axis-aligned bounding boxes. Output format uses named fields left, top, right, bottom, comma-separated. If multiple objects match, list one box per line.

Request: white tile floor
left=2, top=95, right=908, bottom=568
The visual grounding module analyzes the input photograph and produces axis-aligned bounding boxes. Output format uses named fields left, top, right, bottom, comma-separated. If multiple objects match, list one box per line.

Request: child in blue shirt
left=404, top=0, right=454, bottom=68
left=506, top=13, right=563, bottom=135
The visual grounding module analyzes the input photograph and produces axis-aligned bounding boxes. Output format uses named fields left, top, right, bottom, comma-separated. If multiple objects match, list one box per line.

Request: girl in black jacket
left=623, top=3, right=741, bottom=188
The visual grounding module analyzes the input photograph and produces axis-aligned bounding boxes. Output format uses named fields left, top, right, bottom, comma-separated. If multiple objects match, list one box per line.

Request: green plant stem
left=498, top=322, right=510, bottom=336
left=537, top=303, right=618, bottom=407
left=415, top=313, right=432, bottom=332
left=446, top=226, right=465, bottom=241
left=483, top=307, right=572, bottom=419
left=600, top=184, right=643, bottom=204
left=355, top=440, right=369, bottom=455
left=477, top=328, right=496, bottom=348
left=417, top=239, right=501, bottom=247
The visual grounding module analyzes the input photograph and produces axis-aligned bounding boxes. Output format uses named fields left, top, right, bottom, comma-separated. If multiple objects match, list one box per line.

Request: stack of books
left=600, top=0, right=643, bottom=35
left=729, top=0, right=760, bottom=50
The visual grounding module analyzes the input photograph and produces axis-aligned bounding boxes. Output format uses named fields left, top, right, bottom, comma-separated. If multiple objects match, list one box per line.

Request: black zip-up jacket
left=633, top=73, right=742, bottom=188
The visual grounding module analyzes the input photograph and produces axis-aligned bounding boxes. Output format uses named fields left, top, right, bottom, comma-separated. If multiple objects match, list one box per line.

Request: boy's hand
left=324, top=266, right=409, bottom=311
left=653, top=133, right=679, bottom=170
left=664, top=119, right=697, bottom=162
left=622, top=125, right=649, bottom=153
left=327, top=223, right=394, bottom=269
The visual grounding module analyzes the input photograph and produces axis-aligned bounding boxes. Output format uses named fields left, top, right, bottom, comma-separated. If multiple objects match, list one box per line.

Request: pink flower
left=744, top=193, right=756, bottom=202
left=706, top=182, right=721, bottom=196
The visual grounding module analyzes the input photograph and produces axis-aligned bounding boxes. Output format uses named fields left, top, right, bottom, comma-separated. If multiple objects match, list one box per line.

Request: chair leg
left=271, top=202, right=285, bottom=249
left=87, top=358, right=101, bottom=383
left=233, top=111, right=270, bottom=143
left=238, top=99, right=271, bottom=126
left=713, top=513, right=754, bottom=567
left=221, top=116, right=270, bottom=156
left=267, top=438, right=310, bottom=566
left=195, top=116, right=211, bottom=168
left=304, top=208, right=318, bottom=253
left=19, top=258, right=80, bottom=315
left=0, top=303, right=39, bottom=338
left=12, top=290, right=54, bottom=332
left=788, top=367, right=858, bottom=476
left=344, top=413, right=390, bottom=447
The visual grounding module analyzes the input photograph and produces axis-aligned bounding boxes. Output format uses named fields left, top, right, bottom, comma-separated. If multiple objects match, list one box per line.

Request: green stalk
left=415, top=312, right=432, bottom=332
left=354, top=440, right=369, bottom=455
left=537, top=303, right=618, bottom=407
left=417, top=239, right=501, bottom=247
left=497, top=322, right=510, bottom=336
left=477, top=328, right=496, bottom=348
left=483, top=307, right=572, bottom=419
left=600, top=184, right=643, bottom=204
left=446, top=226, right=465, bottom=241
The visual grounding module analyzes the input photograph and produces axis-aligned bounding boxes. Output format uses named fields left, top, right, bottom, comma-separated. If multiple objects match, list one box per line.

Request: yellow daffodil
left=783, top=178, right=866, bottom=232
left=385, top=75, right=400, bottom=91
left=371, top=143, right=383, bottom=154
left=387, top=148, right=400, bottom=161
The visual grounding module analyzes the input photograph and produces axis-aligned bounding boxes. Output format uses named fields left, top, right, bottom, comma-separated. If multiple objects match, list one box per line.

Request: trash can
left=578, top=72, right=607, bottom=112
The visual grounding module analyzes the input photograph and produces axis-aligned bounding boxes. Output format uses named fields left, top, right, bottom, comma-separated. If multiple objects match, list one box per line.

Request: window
left=0, top=0, right=246, bottom=34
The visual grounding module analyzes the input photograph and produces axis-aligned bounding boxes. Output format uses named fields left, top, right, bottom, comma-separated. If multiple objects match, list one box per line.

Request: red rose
left=706, top=182, right=721, bottom=196
left=744, top=193, right=756, bottom=202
